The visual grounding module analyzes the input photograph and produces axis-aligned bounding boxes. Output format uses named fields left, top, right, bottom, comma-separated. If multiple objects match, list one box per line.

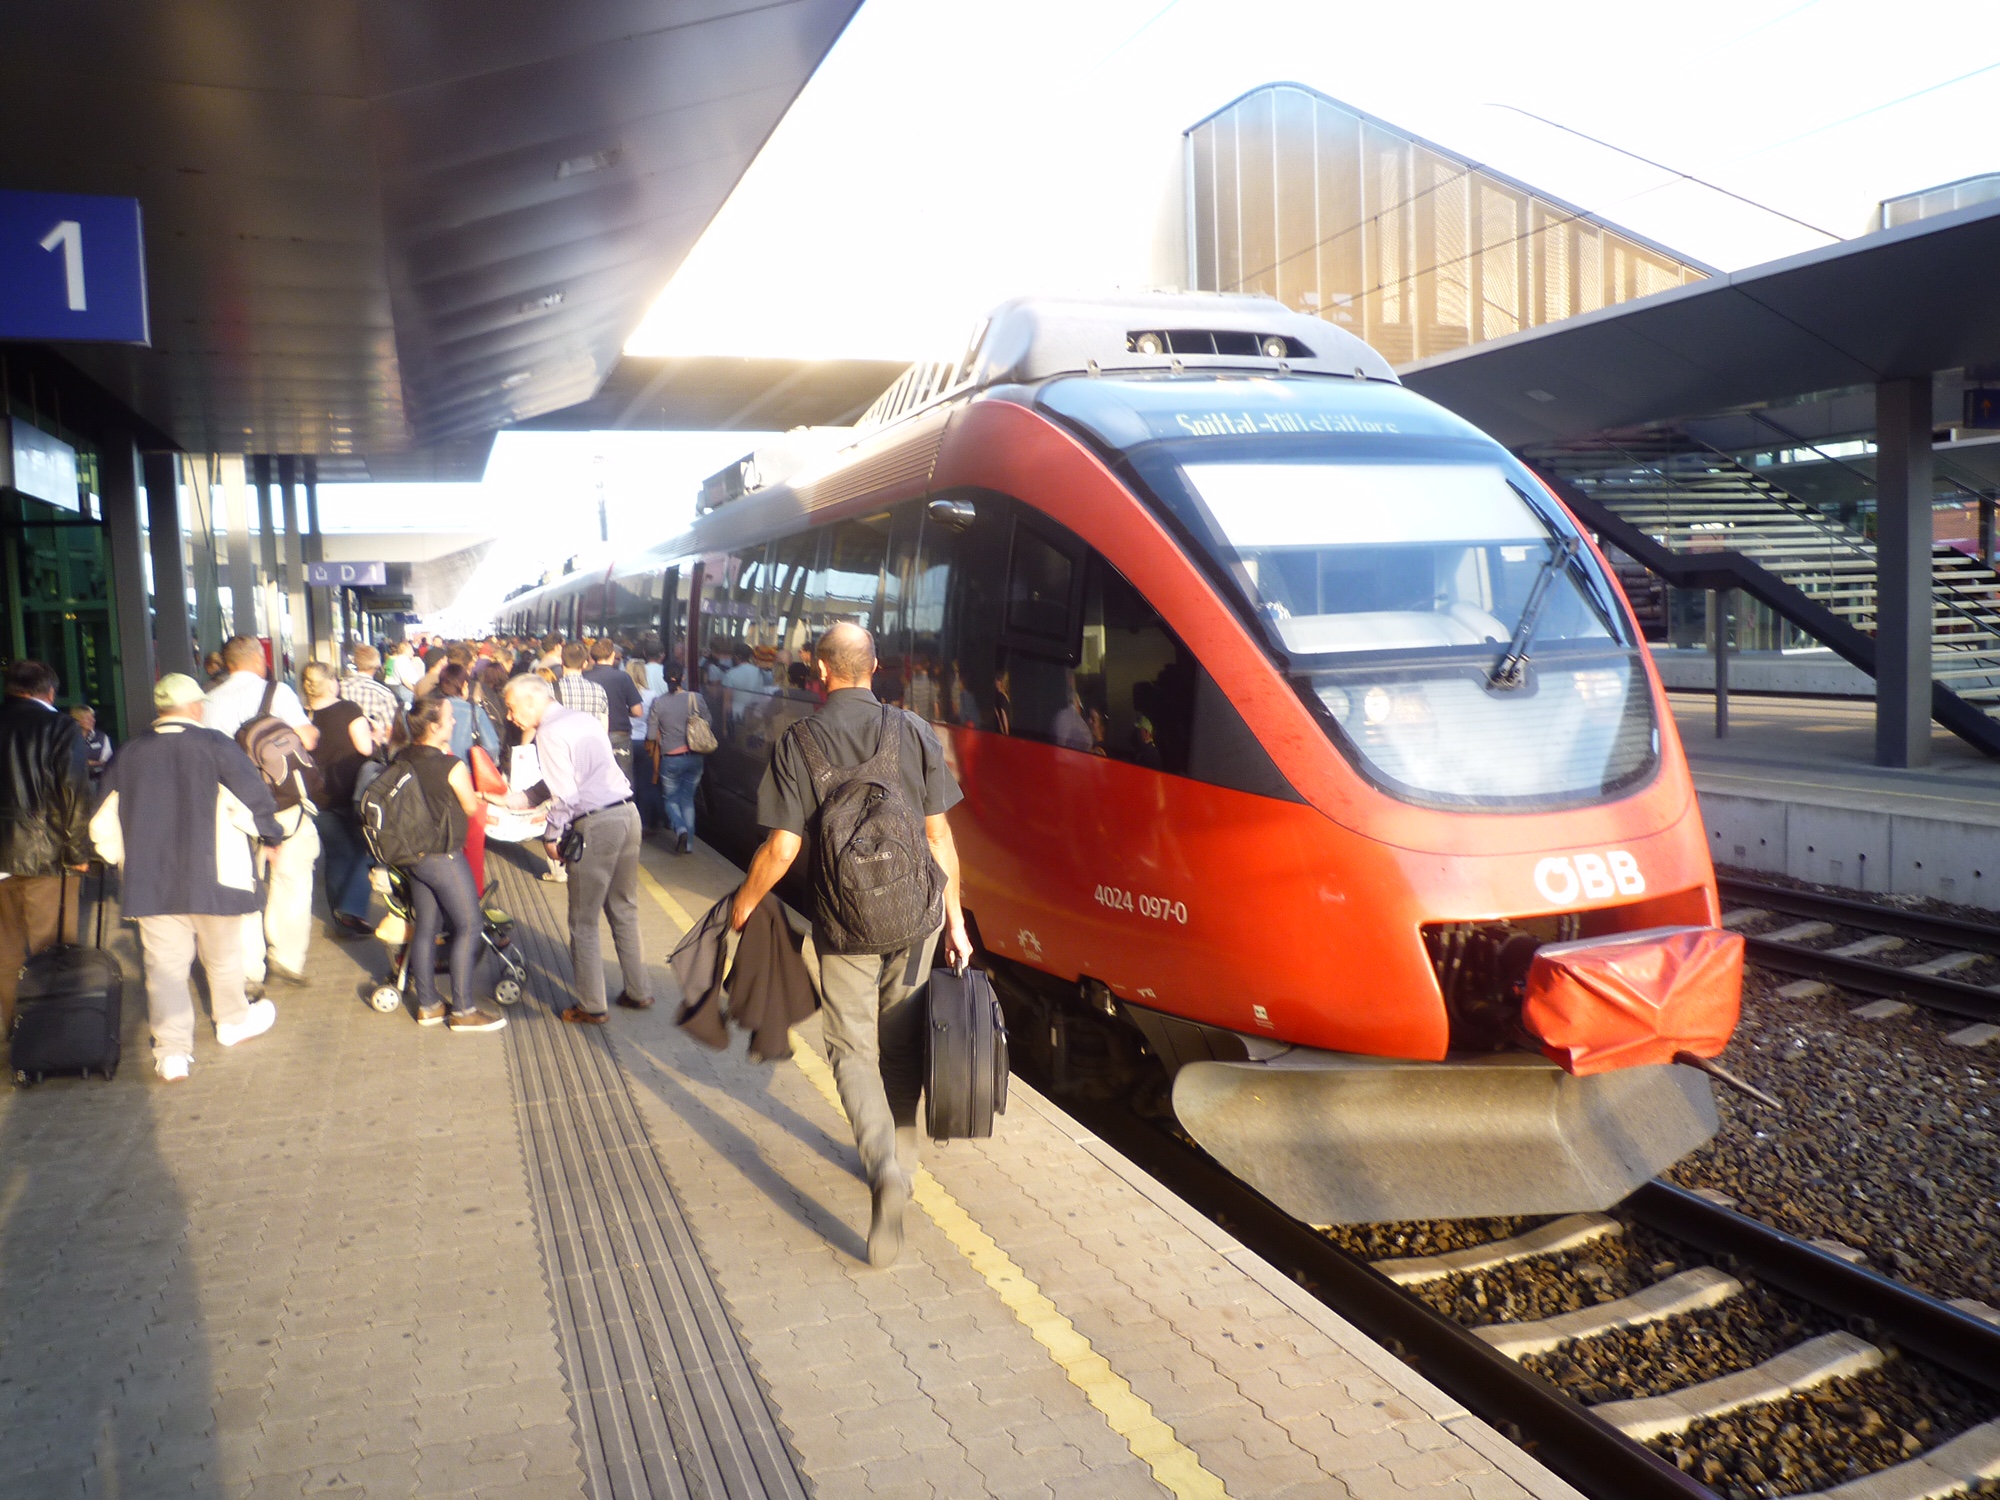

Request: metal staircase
left=1522, top=429, right=2000, bottom=756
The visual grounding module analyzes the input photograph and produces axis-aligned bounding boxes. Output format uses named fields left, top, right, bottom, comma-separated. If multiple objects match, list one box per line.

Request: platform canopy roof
left=1399, top=196, right=2000, bottom=447
left=0, top=0, right=862, bottom=474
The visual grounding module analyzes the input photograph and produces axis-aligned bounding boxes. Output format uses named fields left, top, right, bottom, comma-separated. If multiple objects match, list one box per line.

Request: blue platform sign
left=306, top=560, right=387, bottom=588
left=0, top=190, right=150, bottom=344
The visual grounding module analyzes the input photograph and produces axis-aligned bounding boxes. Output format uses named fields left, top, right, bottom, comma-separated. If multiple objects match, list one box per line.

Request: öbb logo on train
left=1532, top=850, right=1645, bottom=904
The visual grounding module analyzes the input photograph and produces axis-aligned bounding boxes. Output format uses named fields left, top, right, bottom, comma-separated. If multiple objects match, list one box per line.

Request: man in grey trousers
left=494, top=675, right=654, bottom=1023
left=730, top=623, right=971, bottom=1267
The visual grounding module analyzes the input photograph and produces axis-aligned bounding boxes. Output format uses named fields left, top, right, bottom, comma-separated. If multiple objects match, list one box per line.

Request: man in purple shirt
left=493, top=676, right=654, bottom=1023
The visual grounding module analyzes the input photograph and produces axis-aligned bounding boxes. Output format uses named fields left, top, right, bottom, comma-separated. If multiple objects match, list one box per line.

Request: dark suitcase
left=924, top=962, right=1008, bottom=1141
left=11, top=871, right=122, bottom=1086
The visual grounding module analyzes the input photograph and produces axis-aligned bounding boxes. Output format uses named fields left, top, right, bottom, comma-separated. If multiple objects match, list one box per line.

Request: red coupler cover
left=1522, top=924, right=1743, bottom=1076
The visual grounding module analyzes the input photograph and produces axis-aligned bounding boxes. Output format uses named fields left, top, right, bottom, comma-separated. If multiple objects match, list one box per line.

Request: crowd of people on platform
left=1, top=620, right=969, bottom=1264
left=0, top=628, right=720, bottom=1083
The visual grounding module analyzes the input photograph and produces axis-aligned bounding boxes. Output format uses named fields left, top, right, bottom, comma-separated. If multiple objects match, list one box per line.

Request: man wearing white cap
left=90, top=674, right=285, bottom=1082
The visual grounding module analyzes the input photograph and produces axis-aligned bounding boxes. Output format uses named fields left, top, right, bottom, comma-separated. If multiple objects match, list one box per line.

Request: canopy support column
left=1875, top=376, right=1933, bottom=769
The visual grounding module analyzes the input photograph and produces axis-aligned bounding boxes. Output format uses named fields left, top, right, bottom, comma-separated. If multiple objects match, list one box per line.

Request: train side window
left=874, top=504, right=922, bottom=705
left=1080, top=555, right=1194, bottom=772
left=938, top=493, right=1012, bottom=731
left=909, top=500, right=957, bottom=724
left=817, top=515, right=891, bottom=633
left=1005, top=520, right=1081, bottom=650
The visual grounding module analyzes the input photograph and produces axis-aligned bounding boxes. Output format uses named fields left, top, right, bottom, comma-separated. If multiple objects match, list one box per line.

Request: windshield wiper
left=1489, top=534, right=1580, bottom=689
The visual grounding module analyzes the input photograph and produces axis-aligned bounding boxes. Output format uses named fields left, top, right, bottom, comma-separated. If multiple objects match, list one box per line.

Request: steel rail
left=1719, top=876, right=2000, bottom=954
left=1060, top=1098, right=1718, bottom=1500
left=1739, top=936, right=2000, bottom=1024
left=1625, top=1181, right=2000, bottom=1395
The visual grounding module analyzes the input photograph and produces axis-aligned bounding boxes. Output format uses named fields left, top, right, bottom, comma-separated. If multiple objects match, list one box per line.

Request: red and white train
left=500, top=293, right=1740, bottom=1222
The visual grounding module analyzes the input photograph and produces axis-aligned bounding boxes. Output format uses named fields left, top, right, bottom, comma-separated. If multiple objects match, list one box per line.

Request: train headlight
left=1261, top=336, right=1288, bottom=359
left=1133, top=332, right=1166, bottom=355
left=1363, top=686, right=1393, bottom=725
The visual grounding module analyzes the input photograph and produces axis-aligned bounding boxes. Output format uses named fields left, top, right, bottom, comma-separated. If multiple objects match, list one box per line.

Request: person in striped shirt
left=555, top=642, right=610, bottom=731
left=339, top=645, right=398, bottom=744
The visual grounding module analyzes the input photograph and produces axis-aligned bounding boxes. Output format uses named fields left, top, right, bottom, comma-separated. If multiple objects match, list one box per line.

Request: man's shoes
left=415, top=1002, right=447, bottom=1027
left=331, top=914, right=373, bottom=939
left=559, top=1006, right=608, bottom=1025
left=614, top=992, right=654, bottom=1010
left=447, top=1006, right=507, bottom=1033
left=868, top=1168, right=910, bottom=1268
left=155, top=1053, right=191, bottom=1083
left=216, top=999, right=277, bottom=1048
left=541, top=867, right=568, bottom=884
left=266, top=962, right=310, bottom=988
left=677, top=831, right=691, bottom=856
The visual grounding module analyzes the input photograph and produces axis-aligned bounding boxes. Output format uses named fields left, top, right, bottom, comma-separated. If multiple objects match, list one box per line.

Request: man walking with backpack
left=204, top=636, right=321, bottom=990
left=729, top=622, right=971, bottom=1267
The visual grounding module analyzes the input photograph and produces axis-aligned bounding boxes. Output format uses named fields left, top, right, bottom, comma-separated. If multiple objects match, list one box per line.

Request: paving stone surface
left=0, top=886, right=584, bottom=1500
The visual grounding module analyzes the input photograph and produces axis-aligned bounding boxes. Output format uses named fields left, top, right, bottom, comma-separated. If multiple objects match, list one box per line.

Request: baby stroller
left=365, top=861, right=527, bottom=1015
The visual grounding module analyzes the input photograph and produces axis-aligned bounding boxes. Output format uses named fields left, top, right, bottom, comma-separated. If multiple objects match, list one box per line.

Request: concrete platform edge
left=1007, top=1084, right=1589, bottom=1500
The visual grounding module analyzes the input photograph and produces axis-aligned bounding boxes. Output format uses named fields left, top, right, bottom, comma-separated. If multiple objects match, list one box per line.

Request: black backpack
left=795, top=706, right=944, bottom=955
left=357, top=757, right=453, bottom=867
left=235, top=677, right=325, bottom=813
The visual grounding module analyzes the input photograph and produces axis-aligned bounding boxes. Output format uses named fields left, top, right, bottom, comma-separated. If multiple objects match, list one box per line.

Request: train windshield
left=1037, top=374, right=1658, bottom=810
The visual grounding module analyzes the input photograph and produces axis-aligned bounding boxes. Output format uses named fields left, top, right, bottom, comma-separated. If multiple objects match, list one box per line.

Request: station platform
left=1669, top=691, right=2000, bottom=906
left=0, top=834, right=1581, bottom=1500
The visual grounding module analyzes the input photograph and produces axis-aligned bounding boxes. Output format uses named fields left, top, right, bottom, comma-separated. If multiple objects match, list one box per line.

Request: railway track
left=1061, top=1095, right=2000, bottom=1500
left=998, top=951, right=2000, bottom=1500
left=1718, top=876, right=2000, bottom=1029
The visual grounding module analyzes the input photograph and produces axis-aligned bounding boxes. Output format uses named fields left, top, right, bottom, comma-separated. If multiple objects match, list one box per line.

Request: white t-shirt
left=203, top=671, right=309, bottom=740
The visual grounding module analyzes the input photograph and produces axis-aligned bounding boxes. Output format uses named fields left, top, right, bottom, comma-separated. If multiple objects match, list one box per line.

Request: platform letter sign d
left=0, top=190, right=148, bottom=343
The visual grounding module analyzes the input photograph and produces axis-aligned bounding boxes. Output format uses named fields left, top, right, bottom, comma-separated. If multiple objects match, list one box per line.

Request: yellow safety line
left=633, top=853, right=1228, bottom=1499
left=786, top=1036, right=1230, bottom=1500
left=635, top=860, right=700, bottom=932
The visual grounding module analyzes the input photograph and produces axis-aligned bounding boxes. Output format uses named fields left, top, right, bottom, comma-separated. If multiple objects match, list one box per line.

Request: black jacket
left=0, top=696, right=91, bottom=878
left=670, top=891, right=818, bottom=1063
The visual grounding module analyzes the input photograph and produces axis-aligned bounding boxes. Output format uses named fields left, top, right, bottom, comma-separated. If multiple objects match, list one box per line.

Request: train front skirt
left=1171, top=1050, right=1719, bottom=1225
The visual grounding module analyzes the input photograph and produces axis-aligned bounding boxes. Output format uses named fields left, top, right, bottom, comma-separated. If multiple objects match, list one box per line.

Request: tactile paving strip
left=491, top=848, right=807, bottom=1500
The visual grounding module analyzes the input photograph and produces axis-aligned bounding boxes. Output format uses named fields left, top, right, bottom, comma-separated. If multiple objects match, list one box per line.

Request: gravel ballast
left=1649, top=1358, right=1996, bottom=1499
left=1670, top=894, right=1998, bottom=1304
left=1522, top=1283, right=1834, bottom=1402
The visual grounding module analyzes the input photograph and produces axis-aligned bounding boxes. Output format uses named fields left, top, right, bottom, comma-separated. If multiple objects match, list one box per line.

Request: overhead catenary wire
left=1487, top=104, right=1843, bottom=242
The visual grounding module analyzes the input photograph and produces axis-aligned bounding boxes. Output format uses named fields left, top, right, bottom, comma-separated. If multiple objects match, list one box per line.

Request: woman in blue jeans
left=397, top=698, right=505, bottom=1031
left=646, top=667, right=709, bottom=855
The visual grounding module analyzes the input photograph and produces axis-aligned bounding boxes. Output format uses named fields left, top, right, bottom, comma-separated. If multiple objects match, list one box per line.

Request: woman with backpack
left=646, top=665, right=713, bottom=855
left=387, top=698, right=504, bottom=1032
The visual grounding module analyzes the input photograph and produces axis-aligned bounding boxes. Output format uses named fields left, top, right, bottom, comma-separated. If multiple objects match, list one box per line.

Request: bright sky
left=329, top=0, right=2000, bottom=623
left=628, top=0, right=2000, bottom=361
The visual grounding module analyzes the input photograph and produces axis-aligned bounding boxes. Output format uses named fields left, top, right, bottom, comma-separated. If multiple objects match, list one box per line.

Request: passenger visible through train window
left=1078, top=555, right=1194, bottom=774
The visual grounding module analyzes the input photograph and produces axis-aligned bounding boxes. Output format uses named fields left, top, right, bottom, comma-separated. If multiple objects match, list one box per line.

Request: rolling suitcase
left=924, top=961, right=1009, bottom=1141
left=11, top=870, right=122, bottom=1086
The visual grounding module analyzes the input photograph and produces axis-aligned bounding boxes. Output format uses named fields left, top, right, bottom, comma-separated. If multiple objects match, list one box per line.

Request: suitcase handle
left=54, top=865, right=108, bottom=950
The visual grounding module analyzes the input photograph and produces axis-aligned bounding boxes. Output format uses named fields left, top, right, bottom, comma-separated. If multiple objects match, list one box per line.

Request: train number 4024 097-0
left=1093, top=884, right=1188, bottom=925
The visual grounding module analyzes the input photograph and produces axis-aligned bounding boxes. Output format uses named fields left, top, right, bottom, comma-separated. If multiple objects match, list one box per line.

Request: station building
left=5, top=64, right=2000, bottom=797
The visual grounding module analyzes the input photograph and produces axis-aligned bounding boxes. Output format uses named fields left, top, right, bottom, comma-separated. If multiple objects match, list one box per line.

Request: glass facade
left=1874, top=172, right=2000, bottom=230
left=1185, top=85, right=1709, bottom=364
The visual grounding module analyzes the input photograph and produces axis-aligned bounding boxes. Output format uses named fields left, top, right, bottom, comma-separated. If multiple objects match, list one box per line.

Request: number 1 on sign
left=39, top=220, right=85, bottom=311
